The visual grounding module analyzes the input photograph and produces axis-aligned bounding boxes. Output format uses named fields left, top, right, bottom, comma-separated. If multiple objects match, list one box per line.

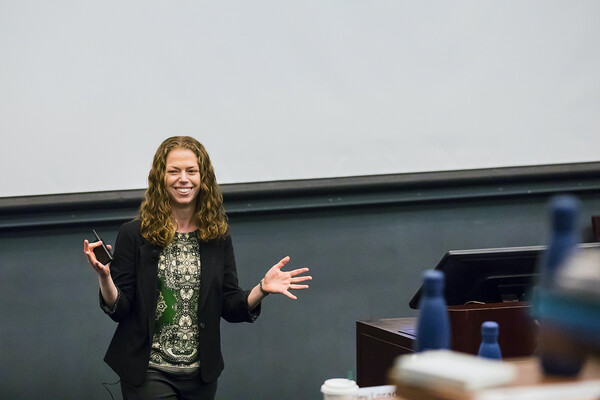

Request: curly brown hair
left=139, top=136, right=228, bottom=246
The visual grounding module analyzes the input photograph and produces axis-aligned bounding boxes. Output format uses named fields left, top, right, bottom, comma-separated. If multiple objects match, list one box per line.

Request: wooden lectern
left=356, top=301, right=537, bottom=387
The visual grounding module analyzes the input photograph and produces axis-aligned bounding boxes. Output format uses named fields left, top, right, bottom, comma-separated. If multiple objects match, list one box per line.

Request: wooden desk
left=357, top=302, right=537, bottom=387
left=356, top=318, right=416, bottom=387
left=446, top=301, right=536, bottom=356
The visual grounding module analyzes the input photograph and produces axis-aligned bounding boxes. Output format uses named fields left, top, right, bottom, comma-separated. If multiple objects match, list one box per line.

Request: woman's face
left=164, top=148, right=201, bottom=209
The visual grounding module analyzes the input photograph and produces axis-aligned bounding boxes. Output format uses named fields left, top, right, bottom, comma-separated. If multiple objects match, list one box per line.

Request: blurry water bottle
left=415, top=269, right=450, bottom=352
left=537, top=195, right=585, bottom=376
left=478, top=321, right=502, bottom=360
left=541, top=195, right=580, bottom=286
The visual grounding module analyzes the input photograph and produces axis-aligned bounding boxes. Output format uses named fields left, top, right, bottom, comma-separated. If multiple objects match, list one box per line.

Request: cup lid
left=320, top=378, right=359, bottom=395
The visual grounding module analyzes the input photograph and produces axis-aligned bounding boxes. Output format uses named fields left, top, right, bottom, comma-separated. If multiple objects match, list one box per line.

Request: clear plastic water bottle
left=478, top=321, right=502, bottom=360
left=415, top=269, right=450, bottom=352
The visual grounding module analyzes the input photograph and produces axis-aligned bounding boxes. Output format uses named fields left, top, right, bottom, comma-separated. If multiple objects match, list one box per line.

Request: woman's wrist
left=259, top=279, right=270, bottom=296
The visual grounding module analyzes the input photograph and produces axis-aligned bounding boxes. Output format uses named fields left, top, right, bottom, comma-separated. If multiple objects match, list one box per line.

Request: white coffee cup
left=320, top=378, right=359, bottom=400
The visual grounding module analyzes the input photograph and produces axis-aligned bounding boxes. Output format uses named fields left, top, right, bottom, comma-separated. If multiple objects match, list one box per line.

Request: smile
left=176, top=188, right=192, bottom=194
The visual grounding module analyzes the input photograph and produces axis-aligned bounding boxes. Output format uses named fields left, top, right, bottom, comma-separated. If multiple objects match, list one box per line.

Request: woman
left=83, top=136, right=311, bottom=400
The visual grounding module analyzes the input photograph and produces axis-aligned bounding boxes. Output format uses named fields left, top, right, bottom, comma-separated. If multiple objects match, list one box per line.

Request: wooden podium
left=356, top=302, right=537, bottom=387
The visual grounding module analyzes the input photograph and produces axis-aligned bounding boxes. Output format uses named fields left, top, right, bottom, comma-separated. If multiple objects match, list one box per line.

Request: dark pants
left=121, top=369, right=218, bottom=400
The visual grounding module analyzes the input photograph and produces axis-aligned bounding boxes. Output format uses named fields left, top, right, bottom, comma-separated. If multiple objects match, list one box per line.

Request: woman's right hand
left=84, top=239, right=119, bottom=308
left=83, top=239, right=112, bottom=278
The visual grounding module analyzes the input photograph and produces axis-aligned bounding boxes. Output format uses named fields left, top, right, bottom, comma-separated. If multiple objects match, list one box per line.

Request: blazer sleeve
left=220, top=234, right=261, bottom=323
left=99, top=221, right=139, bottom=322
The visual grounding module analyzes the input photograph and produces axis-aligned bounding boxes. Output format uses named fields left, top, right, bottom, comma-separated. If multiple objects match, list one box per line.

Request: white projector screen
left=1, top=1, right=599, bottom=198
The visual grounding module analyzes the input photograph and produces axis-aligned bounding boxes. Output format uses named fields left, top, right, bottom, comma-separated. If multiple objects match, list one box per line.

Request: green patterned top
left=148, top=231, right=202, bottom=375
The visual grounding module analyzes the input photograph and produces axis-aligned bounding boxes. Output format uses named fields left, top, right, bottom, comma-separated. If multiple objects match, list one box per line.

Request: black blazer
left=101, top=220, right=260, bottom=385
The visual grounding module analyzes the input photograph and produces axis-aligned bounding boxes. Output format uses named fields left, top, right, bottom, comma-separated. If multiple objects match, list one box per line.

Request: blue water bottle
left=541, top=195, right=580, bottom=286
left=537, top=195, right=585, bottom=376
left=478, top=321, right=502, bottom=360
left=415, top=270, right=450, bottom=352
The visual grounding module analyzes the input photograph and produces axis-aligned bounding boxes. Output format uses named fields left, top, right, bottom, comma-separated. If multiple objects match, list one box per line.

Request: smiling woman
left=82, top=136, right=311, bottom=400
left=139, top=137, right=228, bottom=246
left=165, top=149, right=201, bottom=211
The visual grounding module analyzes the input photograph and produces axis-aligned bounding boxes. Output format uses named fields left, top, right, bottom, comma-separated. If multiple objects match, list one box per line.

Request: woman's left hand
left=262, top=256, right=311, bottom=300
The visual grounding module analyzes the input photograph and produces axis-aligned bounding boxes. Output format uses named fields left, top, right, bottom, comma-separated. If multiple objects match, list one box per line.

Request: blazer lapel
left=139, top=242, right=161, bottom=334
left=198, top=239, right=217, bottom=313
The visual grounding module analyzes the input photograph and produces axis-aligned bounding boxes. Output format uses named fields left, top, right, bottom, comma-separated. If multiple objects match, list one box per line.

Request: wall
left=1, top=163, right=600, bottom=399
left=3, top=1, right=600, bottom=198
